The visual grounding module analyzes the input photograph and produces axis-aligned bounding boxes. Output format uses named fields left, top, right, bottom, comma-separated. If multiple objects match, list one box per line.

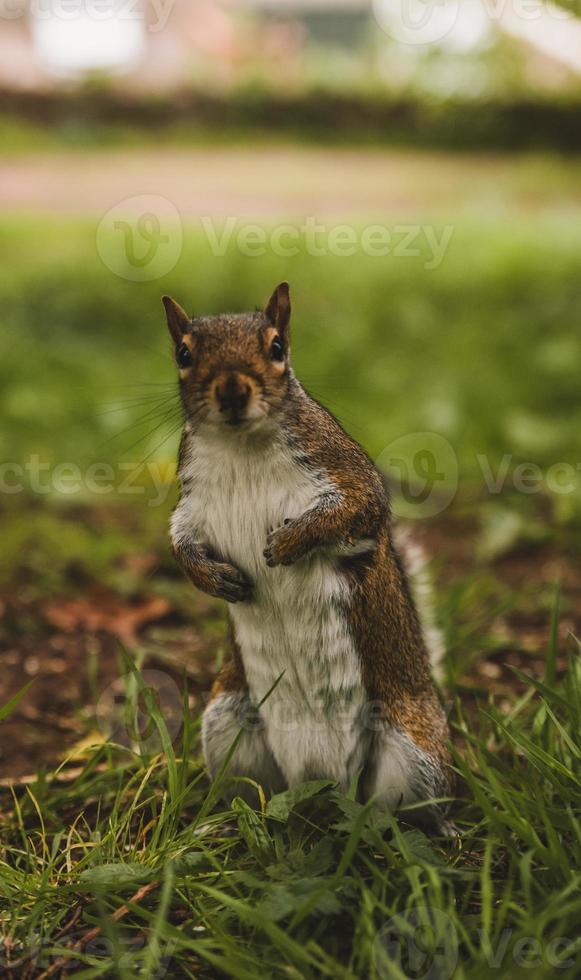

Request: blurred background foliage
left=1, top=215, right=581, bottom=480
left=4, top=0, right=581, bottom=149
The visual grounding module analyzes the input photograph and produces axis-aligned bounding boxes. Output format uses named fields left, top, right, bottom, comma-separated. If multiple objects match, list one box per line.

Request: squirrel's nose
left=213, top=373, right=253, bottom=420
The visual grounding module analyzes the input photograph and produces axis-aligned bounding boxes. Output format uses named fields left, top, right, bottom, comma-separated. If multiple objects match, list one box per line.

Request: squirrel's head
left=162, top=283, right=291, bottom=430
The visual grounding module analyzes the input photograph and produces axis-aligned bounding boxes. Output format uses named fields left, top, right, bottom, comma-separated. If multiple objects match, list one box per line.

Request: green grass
left=1, top=622, right=580, bottom=978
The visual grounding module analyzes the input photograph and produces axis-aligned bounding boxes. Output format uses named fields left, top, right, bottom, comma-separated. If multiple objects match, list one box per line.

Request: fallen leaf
left=42, top=590, right=171, bottom=645
left=67, top=731, right=107, bottom=759
left=117, top=552, right=159, bottom=576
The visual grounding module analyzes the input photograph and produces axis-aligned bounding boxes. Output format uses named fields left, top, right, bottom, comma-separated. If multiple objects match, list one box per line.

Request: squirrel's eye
left=177, top=343, right=192, bottom=369
left=270, top=337, right=284, bottom=362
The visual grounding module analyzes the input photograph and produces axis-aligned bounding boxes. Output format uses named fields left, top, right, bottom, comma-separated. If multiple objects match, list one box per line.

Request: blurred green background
left=2, top=210, right=581, bottom=472
left=2, top=202, right=581, bottom=503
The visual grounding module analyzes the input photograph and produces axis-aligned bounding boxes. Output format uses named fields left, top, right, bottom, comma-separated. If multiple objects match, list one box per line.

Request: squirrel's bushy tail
left=392, top=524, right=446, bottom=685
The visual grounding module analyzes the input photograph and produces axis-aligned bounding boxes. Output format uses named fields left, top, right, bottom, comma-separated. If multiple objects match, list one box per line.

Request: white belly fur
left=175, top=428, right=368, bottom=788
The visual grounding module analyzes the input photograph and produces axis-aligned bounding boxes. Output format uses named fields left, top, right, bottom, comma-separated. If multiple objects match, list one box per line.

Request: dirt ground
left=3, top=146, right=581, bottom=218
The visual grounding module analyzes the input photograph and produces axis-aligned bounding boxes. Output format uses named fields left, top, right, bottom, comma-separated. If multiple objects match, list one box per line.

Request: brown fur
left=210, top=625, right=248, bottom=700
left=271, top=384, right=451, bottom=778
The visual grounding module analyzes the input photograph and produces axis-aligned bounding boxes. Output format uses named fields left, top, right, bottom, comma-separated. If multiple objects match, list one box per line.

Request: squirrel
left=163, top=283, right=452, bottom=830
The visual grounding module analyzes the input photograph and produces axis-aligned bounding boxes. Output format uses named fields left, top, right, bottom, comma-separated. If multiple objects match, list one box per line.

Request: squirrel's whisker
left=137, top=419, right=185, bottom=466
left=100, top=402, right=183, bottom=449
left=105, top=381, right=177, bottom=389
left=95, top=394, right=179, bottom=417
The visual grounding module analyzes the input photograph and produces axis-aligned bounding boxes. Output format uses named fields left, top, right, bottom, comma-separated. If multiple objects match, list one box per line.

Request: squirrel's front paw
left=210, top=563, right=254, bottom=603
left=263, top=520, right=308, bottom=568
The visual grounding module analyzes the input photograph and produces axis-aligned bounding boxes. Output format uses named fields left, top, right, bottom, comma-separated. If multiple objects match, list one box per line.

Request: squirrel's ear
left=264, top=282, right=291, bottom=342
left=162, top=295, right=191, bottom=346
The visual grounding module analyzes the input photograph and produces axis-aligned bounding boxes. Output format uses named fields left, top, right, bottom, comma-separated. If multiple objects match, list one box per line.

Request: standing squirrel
left=163, top=283, right=452, bottom=829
